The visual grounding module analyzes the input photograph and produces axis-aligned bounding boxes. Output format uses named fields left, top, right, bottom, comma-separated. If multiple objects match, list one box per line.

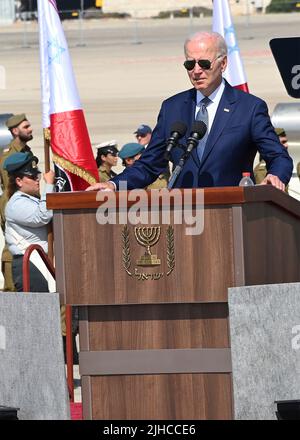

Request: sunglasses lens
left=198, top=59, right=211, bottom=70
left=183, top=60, right=196, bottom=71
left=184, top=59, right=212, bottom=70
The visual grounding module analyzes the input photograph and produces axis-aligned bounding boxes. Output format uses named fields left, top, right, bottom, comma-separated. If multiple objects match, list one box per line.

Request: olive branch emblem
left=166, top=225, right=175, bottom=276
left=122, top=225, right=132, bottom=275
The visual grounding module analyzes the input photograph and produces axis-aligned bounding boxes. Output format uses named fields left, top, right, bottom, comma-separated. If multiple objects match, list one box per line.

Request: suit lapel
left=179, top=89, right=201, bottom=168
left=200, top=82, right=237, bottom=167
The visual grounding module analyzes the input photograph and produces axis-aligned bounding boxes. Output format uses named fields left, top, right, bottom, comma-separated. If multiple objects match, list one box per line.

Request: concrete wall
left=229, top=283, right=300, bottom=420
left=0, top=292, right=70, bottom=420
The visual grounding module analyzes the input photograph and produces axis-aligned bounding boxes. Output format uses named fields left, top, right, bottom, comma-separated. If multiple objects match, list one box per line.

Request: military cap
left=118, top=143, right=145, bottom=159
left=5, top=113, right=27, bottom=130
left=3, top=152, right=39, bottom=177
left=97, top=141, right=119, bottom=157
left=275, top=127, right=286, bottom=137
left=134, top=124, right=152, bottom=136
left=96, top=140, right=118, bottom=156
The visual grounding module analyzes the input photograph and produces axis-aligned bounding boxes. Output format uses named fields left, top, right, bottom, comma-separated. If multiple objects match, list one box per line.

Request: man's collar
left=196, top=79, right=225, bottom=105
left=10, top=138, right=27, bottom=152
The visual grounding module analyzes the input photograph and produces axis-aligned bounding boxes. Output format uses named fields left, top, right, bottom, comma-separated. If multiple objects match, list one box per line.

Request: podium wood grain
left=48, top=186, right=300, bottom=419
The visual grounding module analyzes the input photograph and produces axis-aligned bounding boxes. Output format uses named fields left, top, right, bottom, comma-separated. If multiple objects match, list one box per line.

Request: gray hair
left=184, top=31, right=227, bottom=57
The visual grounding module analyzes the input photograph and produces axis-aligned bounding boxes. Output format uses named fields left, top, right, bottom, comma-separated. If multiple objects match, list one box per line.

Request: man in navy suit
left=87, top=32, right=292, bottom=192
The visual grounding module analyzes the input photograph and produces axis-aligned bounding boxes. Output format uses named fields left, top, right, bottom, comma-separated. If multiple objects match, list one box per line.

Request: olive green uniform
left=254, top=159, right=289, bottom=193
left=297, top=162, right=300, bottom=179
left=98, top=165, right=117, bottom=183
left=147, top=171, right=169, bottom=190
left=254, top=159, right=267, bottom=185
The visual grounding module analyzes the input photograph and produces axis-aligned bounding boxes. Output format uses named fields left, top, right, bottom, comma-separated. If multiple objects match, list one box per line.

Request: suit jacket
left=113, top=81, right=293, bottom=189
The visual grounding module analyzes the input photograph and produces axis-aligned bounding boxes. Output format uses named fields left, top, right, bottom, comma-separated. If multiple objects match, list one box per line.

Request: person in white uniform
left=3, top=152, right=54, bottom=292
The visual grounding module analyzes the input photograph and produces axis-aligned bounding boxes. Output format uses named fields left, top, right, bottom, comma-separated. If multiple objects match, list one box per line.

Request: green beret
left=118, top=143, right=145, bottom=159
left=6, top=113, right=27, bottom=129
left=3, top=152, right=39, bottom=176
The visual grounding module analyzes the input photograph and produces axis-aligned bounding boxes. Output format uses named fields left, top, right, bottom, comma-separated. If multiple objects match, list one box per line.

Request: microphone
left=185, top=121, right=207, bottom=154
left=164, top=121, right=187, bottom=159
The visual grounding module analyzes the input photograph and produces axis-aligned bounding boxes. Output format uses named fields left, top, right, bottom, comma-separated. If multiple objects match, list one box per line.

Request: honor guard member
left=254, top=128, right=289, bottom=187
left=134, top=124, right=152, bottom=147
left=95, top=140, right=119, bottom=182
left=3, top=152, right=78, bottom=361
left=118, top=142, right=145, bottom=167
left=119, top=142, right=168, bottom=189
left=134, top=124, right=170, bottom=189
left=0, top=113, right=34, bottom=291
left=3, top=152, right=54, bottom=292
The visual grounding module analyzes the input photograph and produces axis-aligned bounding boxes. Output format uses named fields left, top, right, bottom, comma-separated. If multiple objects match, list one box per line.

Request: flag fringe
left=52, top=153, right=98, bottom=185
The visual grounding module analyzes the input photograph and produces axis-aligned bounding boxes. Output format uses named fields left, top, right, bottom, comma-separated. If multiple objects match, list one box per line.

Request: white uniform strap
left=6, top=226, right=56, bottom=292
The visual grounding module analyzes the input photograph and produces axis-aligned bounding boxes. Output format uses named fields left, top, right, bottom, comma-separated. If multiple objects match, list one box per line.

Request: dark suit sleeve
left=112, top=103, right=169, bottom=190
left=252, top=99, right=293, bottom=184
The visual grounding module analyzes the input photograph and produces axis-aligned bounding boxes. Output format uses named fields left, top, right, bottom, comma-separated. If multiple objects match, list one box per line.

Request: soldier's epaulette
left=19, top=193, right=31, bottom=199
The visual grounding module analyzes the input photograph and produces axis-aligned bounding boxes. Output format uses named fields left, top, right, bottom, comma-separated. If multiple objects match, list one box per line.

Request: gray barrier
left=229, top=283, right=300, bottom=420
left=0, top=292, right=70, bottom=420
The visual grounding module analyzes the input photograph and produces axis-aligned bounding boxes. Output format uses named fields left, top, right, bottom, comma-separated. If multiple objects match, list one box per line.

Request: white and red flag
left=38, top=0, right=99, bottom=190
left=212, top=0, right=249, bottom=92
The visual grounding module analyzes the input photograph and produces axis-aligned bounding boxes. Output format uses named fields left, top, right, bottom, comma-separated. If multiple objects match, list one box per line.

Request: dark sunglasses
left=136, top=133, right=147, bottom=138
left=183, top=55, right=222, bottom=71
left=22, top=173, right=41, bottom=181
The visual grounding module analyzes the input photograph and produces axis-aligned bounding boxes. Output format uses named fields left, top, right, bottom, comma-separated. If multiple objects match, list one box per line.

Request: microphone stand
left=167, top=150, right=191, bottom=189
left=167, top=122, right=206, bottom=189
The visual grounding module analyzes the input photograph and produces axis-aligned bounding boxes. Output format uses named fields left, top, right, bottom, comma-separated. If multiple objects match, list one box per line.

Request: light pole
left=77, top=0, right=86, bottom=47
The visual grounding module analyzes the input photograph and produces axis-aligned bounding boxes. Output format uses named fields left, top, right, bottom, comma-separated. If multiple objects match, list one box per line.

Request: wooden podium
left=47, top=186, right=300, bottom=420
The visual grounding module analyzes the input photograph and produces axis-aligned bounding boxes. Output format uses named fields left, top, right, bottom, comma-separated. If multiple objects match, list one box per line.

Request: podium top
left=47, top=186, right=300, bottom=218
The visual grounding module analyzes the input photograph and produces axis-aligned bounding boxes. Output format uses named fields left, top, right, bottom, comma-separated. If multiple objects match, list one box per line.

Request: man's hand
left=86, top=181, right=115, bottom=192
left=260, top=174, right=285, bottom=192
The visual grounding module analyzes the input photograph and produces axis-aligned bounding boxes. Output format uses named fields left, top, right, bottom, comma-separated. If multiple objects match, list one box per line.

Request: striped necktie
left=196, top=96, right=211, bottom=161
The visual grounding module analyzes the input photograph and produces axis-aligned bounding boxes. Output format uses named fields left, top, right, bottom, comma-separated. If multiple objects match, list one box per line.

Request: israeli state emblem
left=121, top=225, right=175, bottom=281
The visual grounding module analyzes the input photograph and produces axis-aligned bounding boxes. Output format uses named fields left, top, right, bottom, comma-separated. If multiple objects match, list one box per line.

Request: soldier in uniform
left=134, top=124, right=170, bottom=188
left=118, top=142, right=169, bottom=189
left=254, top=127, right=289, bottom=186
left=3, top=152, right=78, bottom=362
left=95, top=140, right=119, bottom=182
left=0, top=114, right=34, bottom=291
left=3, top=152, right=54, bottom=291
left=134, top=124, right=152, bottom=147
left=118, top=142, right=145, bottom=167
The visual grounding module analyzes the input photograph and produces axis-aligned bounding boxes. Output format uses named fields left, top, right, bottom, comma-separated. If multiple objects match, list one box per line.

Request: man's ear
left=11, top=127, right=19, bottom=137
left=221, top=55, right=228, bottom=73
left=15, top=177, right=23, bottom=188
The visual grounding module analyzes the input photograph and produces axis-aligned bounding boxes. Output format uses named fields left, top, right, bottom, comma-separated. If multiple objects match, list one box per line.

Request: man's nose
left=193, top=62, right=203, bottom=73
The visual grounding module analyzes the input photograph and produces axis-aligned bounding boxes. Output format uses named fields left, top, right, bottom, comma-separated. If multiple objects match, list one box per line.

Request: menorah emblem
left=134, top=226, right=161, bottom=267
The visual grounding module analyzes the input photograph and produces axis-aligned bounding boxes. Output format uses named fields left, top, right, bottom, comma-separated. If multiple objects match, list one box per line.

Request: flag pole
left=38, top=0, right=74, bottom=402
left=44, top=127, right=54, bottom=264
left=44, top=127, right=51, bottom=172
